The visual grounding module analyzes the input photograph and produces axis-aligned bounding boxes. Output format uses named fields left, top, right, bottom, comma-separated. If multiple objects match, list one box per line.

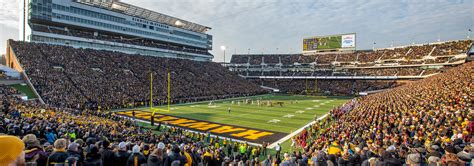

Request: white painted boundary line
left=111, top=94, right=273, bottom=113
left=268, top=113, right=329, bottom=149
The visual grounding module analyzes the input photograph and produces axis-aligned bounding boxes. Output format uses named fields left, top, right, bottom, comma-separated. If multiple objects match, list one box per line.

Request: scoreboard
left=303, top=33, right=356, bottom=52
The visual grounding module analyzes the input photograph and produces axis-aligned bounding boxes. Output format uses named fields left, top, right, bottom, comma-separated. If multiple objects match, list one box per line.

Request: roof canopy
left=78, top=1, right=211, bottom=33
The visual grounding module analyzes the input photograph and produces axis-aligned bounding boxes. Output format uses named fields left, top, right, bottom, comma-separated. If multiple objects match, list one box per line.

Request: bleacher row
left=9, top=41, right=265, bottom=110
left=229, top=40, right=472, bottom=77
left=230, top=40, right=472, bottom=65
left=234, top=66, right=451, bottom=77
left=250, top=79, right=403, bottom=95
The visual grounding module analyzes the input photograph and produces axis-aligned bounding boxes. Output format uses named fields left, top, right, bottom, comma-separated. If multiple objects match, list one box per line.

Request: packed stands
left=237, top=65, right=456, bottom=77
left=251, top=79, right=403, bottom=95
left=228, top=40, right=473, bottom=87
left=229, top=40, right=473, bottom=97
left=431, top=40, right=473, bottom=56
left=289, top=61, right=473, bottom=166
left=0, top=85, right=267, bottom=166
left=9, top=41, right=265, bottom=110
left=1, top=62, right=472, bottom=166
left=230, top=40, right=472, bottom=66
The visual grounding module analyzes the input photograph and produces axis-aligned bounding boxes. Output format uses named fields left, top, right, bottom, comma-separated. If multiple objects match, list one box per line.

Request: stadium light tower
left=468, top=29, right=472, bottom=39
left=220, top=46, right=226, bottom=63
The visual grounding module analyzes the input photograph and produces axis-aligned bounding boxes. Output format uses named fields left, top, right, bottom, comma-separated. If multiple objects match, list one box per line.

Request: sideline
left=110, top=94, right=273, bottom=112
left=268, top=113, right=329, bottom=149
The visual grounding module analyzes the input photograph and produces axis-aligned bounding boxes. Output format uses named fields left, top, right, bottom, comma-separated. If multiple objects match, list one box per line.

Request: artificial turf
left=131, top=94, right=349, bottom=134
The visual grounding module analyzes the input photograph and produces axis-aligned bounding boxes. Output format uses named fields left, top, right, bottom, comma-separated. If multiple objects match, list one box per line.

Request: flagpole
left=167, top=70, right=171, bottom=112
left=150, top=71, right=154, bottom=115
left=468, top=29, right=472, bottom=39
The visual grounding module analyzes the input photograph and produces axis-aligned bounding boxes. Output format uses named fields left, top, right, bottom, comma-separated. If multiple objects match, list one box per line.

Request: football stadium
left=0, top=0, right=473, bottom=166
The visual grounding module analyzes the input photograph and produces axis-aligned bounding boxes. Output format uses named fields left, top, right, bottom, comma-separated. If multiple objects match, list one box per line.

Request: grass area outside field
left=9, top=83, right=37, bottom=99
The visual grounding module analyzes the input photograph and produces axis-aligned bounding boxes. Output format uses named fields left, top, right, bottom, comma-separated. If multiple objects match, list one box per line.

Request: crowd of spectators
left=250, top=79, right=402, bottom=95
left=237, top=66, right=442, bottom=77
left=31, top=24, right=210, bottom=56
left=3, top=61, right=470, bottom=166
left=230, top=40, right=473, bottom=67
left=230, top=54, right=300, bottom=65
left=1, top=45, right=473, bottom=166
left=335, top=53, right=357, bottom=62
left=1, top=85, right=271, bottom=166
left=10, top=41, right=265, bottom=110
left=431, top=40, right=473, bottom=56
left=0, top=70, right=6, bottom=79
left=290, top=61, right=473, bottom=166
left=230, top=41, right=473, bottom=77
left=354, top=51, right=380, bottom=63
left=347, top=67, right=425, bottom=76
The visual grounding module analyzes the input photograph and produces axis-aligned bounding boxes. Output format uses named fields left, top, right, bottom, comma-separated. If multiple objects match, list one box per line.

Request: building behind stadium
left=18, top=0, right=213, bottom=61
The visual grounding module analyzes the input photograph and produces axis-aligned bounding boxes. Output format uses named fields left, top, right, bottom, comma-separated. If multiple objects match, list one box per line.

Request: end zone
left=115, top=110, right=288, bottom=145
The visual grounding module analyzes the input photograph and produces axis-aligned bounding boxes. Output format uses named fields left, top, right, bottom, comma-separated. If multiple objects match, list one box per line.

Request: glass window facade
left=25, top=0, right=213, bottom=60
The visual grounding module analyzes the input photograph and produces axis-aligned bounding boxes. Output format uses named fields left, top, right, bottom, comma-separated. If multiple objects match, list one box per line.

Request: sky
left=0, top=0, right=473, bottom=62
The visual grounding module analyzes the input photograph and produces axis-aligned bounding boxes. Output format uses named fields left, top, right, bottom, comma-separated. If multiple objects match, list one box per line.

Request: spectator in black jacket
left=380, top=151, right=402, bottom=166
left=337, top=151, right=351, bottom=166
left=46, top=139, right=69, bottom=166
left=115, top=142, right=130, bottom=166
left=74, top=139, right=86, bottom=164
left=127, top=145, right=147, bottom=166
left=23, top=134, right=49, bottom=166
left=100, top=140, right=115, bottom=166
left=84, top=145, right=102, bottom=166
left=165, top=145, right=187, bottom=166
left=147, top=148, right=164, bottom=166
left=66, top=142, right=82, bottom=164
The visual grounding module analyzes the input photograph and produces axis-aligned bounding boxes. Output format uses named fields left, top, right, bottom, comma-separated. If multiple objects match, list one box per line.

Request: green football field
left=127, top=94, right=350, bottom=134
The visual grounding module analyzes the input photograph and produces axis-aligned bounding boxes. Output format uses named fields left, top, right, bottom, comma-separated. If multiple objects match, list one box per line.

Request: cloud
left=0, top=0, right=20, bottom=55
left=0, top=0, right=472, bottom=61
left=0, top=0, right=20, bottom=30
left=131, top=0, right=470, bottom=61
